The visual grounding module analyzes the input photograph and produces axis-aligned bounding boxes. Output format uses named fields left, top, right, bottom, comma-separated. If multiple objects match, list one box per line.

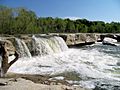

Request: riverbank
left=0, top=73, right=90, bottom=90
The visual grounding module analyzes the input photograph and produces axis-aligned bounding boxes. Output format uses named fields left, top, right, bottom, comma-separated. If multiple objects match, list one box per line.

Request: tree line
left=0, top=6, right=120, bottom=34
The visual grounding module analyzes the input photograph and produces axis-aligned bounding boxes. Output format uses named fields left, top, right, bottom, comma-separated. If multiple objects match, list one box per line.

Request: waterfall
left=32, top=35, right=68, bottom=56
left=0, top=36, right=68, bottom=58
left=53, top=36, right=68, bottom=51
left=15, top=38, right=32, bottom=58
left=7, top=35, right=120, bottom=90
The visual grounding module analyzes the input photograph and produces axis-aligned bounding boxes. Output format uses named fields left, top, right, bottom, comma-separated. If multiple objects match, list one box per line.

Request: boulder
left=102, top=37, right=118, bottom=46
left=74, top=34, right=86, bottom=44
left=66, top=34, right=76, bottom=45
left=0, top=40, right=15, bottom=55
left=116, top=34, right=120, bottom=42
left=85, top=33, right=96, bottom=43
left=99, top=34, right=118, bottom=42
left=59, top=33, right=96, bottom=46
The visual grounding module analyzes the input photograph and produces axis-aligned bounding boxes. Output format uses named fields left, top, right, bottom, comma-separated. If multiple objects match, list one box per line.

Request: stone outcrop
left=59, top=33, right=97, bottom=46
left=3, top=33, right=120, bottom=48
left=58, top=33, right=120, bottom=46
left=99, top=33, right=120, bottom=42
left=0, top=33, right=120, bottom=57
left=0, top=39, right=19, bottom=77
left=0, top=40, right=15, bottom=55
left=18, top=33, right=97, bottom=48
left=0, top=78, right=88, bottom=90
left=102, top=37, right=118, bottom=46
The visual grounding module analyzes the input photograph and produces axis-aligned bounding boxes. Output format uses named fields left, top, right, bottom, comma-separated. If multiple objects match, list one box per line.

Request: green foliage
left=54, top=18, right=66, bottom=33
left=0, top=6, right=120, bottom=34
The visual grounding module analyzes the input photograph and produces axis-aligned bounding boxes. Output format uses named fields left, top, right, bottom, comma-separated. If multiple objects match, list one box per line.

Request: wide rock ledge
left=59, top=33, right=97, bottom=46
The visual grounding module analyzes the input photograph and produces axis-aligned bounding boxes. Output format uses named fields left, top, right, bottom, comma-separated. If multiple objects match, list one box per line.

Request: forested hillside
left=0, top=6, right=120, bottom=34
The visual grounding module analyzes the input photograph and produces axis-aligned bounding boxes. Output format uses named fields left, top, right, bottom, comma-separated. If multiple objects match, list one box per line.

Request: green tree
left=65, top=19, right=75, bottom=33
left=0, top=6, right=13, bottom=34
left=55, top=18, right=66, bottom=33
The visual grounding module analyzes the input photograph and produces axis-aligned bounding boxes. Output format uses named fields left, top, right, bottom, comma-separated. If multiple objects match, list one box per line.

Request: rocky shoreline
left=0, top=73, right=90, bottom=90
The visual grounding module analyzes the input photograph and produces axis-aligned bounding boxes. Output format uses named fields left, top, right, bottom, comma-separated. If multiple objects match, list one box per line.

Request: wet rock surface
left=0, top=73, right=90, bottom=90
left=93, top=80, right=120, bottom=90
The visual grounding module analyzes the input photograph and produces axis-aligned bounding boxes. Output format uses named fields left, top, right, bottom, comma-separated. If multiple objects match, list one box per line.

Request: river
left=8, top=36, right=120, bottom=90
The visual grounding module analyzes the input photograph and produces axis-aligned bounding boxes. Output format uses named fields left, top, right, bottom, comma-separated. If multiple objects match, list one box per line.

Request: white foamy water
left=9, top=45, right=120, bottom=81
left=15, top=38, right=32, bottom=57
left=7, top=36, right=120, bottom=89
left=32, top=35, right=68, bottom=56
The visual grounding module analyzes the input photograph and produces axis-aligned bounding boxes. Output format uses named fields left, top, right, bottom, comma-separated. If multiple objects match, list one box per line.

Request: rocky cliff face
left=0, top=38, right=19, bottom=77
left=18, top=33, right=98, bottom=48
left=0, top=38, right=16, bottom=55
left=1, top=33, right=120, bottom=48
left=49, top=33, right=120, bottom=46
left=59, top=33, right=97, bottom=46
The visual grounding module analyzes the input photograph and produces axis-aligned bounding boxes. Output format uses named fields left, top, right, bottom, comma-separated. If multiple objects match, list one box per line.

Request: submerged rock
left=93, top=80, right=120, bottom=90
left=94, top=84, right=120, bottom=90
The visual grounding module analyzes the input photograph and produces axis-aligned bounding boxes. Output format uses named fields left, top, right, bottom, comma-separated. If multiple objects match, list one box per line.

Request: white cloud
left=62, top=16, right=81, bottom=20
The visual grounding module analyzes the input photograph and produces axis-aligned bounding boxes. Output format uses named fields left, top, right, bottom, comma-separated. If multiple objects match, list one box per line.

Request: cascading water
left=8, top=36, right=120, bottom=90
left=32, top=35, right=68, bottom=56
left=15, top=38, right=32, bottom=58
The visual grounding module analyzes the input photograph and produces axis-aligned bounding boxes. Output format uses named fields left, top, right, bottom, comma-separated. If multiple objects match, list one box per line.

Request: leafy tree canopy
left=0, top=6, right=120, bottom=34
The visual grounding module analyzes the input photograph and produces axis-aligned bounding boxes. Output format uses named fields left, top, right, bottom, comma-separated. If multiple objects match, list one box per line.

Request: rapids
left=8, top=36, right=120, bottom=89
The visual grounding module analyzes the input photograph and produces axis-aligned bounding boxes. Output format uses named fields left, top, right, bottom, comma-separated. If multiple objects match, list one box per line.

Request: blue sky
left=0, top=0, right=120, bottom=22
